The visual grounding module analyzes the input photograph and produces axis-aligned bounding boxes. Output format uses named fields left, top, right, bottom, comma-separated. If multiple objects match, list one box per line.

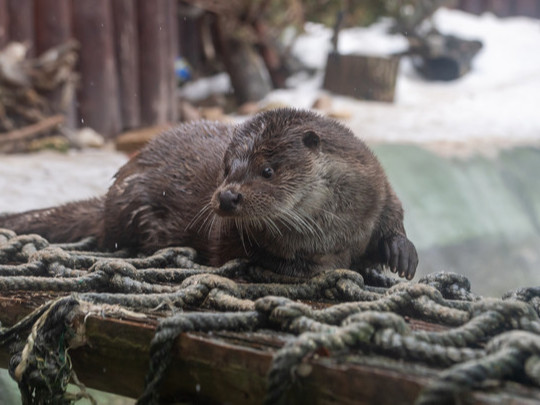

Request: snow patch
left=269, top=8, right=540, bottom=143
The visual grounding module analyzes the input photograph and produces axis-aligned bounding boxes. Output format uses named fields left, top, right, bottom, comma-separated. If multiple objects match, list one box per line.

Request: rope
left=8, top=296, right=87, bottom=405
left=137, top=311, right=264, bottom=405
left=1, top=228, right=540, bottom=404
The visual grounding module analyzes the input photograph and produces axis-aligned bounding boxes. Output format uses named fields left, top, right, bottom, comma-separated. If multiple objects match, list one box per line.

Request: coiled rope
left=1, top=229, right=539, bottom=405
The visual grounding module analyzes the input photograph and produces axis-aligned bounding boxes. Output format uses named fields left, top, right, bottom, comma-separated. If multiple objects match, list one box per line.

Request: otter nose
left=219, top=190, right=242, bottom=212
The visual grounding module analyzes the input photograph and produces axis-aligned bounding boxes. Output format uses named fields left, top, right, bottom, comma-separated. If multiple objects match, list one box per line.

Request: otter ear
left=302, top=130, right=320, bottom=150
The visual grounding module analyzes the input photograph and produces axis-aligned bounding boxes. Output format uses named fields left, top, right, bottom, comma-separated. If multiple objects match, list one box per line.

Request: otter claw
left=382, top=234, right=418, bottom=280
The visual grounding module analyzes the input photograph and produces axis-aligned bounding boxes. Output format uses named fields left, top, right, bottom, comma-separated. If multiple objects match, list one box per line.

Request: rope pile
left=1, top=228, right=540, bottom=404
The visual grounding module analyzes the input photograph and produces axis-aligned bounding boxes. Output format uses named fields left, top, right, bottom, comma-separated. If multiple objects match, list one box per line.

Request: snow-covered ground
left=1, top=8, right=539, bottom=213
left=271, top=8, right=540, bottom=144
left=0, top=149, right=126, bottom=212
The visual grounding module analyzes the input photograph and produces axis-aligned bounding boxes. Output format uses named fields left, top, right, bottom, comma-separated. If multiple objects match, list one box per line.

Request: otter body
left=0, top=109, right=418, bottom=279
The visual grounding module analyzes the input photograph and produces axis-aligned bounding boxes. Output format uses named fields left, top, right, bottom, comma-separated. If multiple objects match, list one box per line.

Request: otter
left=0, top=108, right=418, bottom=279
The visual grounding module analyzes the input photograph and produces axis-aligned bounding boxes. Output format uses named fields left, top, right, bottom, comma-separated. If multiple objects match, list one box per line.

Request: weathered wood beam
left=459, top=0, right=485, bottom=15
left=165, top=0, right=179, bottom=123
left=72, top=0, right=122, bottom=138
left=33, top=0, right=77, bottom=128
left=34, top=0, right=71, bottom=55
left=0, top=114, right=65, bottom=146
left=112, top=0, right=141, bottom=131
left=115, top=124, right=171, bottom=155
left=0, top=0, right=8, bottom=48
left=178, top=5, right=205, bottom=75
left=2, top=293, right=540, bottom=404
left=137, top=0, right=171, bottom=126
left=514, top=0, right=539, bottom=16
left=7, top=0, right=34, bottom=55
left=487, top=0, right=513, bottom=16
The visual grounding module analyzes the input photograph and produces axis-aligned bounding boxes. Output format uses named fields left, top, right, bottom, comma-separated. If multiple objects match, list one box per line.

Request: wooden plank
left=34, top=0, right=71, bottom=55
left=0, top=300, right=427, bottom=404
left=69, top=318, right=272, bottom=402
left=486, top=0, right=514, bottom=16
left=115, top=124, right=171, bottom=155
left=459, top=0, right=540, bottom=18
left=514, top=0, right=539, bottom=16
left=111, top=0, right=141, bottom=130
left=7, top=0, right=34, bottom=55
left=0, top=0, right=9, bottom=48
left=178, top=5, right=205, bottom=75
left=2, top=294, right=540, bottom=404
left=137, top=0, right=170, bottom=126
left=33, top=0, right=77, bottom=128
left=460, top=0, right=486, bottom=14
left=165, top=0, right=179, bottom=123
left=0, top=115, right=65, bottom=147
left=72, top=0, right=122, bottom=138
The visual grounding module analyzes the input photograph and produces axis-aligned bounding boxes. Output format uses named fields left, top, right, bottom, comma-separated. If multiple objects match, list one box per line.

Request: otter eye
left=303, top=130, right=320, bottom=150
left=261, top=167, right=274, bottom=179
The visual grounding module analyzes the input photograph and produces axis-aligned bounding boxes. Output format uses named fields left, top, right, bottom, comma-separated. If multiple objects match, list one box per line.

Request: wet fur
left=0, top=109, right=418, bottom=279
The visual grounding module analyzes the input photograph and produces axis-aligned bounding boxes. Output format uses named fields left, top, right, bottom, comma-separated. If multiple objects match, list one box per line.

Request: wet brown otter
left=0, top=108, right=418, bottom=279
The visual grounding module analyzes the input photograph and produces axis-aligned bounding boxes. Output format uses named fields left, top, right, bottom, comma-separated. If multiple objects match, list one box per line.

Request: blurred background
left=1, top=0, right=539, bottom=292
left=1, top=0, right=540, bottom=403
left=1, top=0, right=539, bottom=295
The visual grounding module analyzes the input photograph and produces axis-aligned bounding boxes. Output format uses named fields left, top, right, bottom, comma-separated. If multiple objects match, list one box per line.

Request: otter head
left=210, top=109, right=326, bottom=230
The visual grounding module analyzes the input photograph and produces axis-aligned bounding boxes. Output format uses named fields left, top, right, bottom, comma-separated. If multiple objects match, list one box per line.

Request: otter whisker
left=319, top=208, right=347, bottom=224
left=261, top=216, right=282, bottom=238
left=203, top=212, right=217, bottom=236
left=204, top=213, right=215, bottom=239
left=282, top=208, right=315, bottom=236
left=246, top=218, right=260, bottom=247
left=277, top=209, right=304, bottom=234
left=186, top=202, right=212, bottom=231
left=235, top=218, right=249, bottom=255
left=298, top=209, right=325, bottom=240
left=274, top=213, right=294, bottom=233
left=192, top=204, right=214, bottom=235
left=245, top=224, right=254, bottom=246
left=282, top=207, right=324, bottom=243
left=239, top=218, right=251, bottom=246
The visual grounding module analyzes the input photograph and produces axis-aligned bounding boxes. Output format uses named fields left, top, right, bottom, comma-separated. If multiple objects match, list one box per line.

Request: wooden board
left=112, top=0, right=141, bottom=131
left=0, top=0, right=8, bottom=48
left=2, top=292, right=540, bottom=404
left=7, top=0, right=34, bottom=54
left=137, top=0, right=172, bottom=126
left=514, top=0, right=539, bottom=16
left=34, top=0, right=72, bottom=55
left=487, top=0, right=513, bottom=16
left=72, top=0, right=122, bottom=138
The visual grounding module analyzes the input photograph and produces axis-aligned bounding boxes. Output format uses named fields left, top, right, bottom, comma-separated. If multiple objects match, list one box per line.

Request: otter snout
left=218, top=189, right=243, bottom=213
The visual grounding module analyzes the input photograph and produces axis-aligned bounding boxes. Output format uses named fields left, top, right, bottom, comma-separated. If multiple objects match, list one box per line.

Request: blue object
left=175, top=57, right=192, bottom=83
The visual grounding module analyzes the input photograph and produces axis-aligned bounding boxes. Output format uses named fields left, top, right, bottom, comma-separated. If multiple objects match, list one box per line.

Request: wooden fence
left=456, top=0, right=540, bottom=17
left=0, top=0, right=538, bottom=139
left=0, top=0, right=178, bottom=138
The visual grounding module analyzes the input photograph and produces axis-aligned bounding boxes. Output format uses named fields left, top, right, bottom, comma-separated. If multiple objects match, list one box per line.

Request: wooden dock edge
left=2, top=295, right=540, bottom=404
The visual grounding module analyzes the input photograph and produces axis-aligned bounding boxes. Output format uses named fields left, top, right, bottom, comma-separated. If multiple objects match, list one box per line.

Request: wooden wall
left=0, top=0, right=538, bottom=138
left=0, top=0, right=178, bottom=138
left=456, top=0, right=540, bottom=17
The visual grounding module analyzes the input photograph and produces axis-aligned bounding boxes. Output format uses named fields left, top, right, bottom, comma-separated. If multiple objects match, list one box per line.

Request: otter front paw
left=381, top=234, right=418, bottom=280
